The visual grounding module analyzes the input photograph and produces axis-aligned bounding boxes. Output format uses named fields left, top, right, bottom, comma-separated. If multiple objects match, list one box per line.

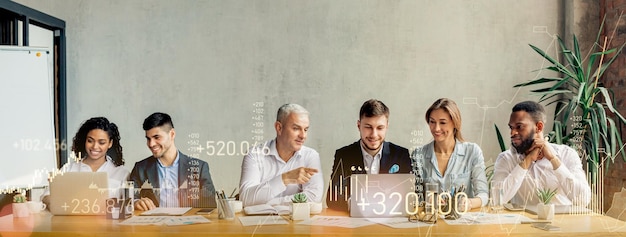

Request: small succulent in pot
left=292, top=193, right=308, bottom=203
left=13, top=193, right=26, bottom=203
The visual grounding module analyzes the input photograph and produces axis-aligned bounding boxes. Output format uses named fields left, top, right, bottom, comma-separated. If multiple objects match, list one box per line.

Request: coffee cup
left=111, top=207, right=120, bottom=220
left=27, top=201, right=46, bottom=214
left=309, top=202, right=323, bottom=214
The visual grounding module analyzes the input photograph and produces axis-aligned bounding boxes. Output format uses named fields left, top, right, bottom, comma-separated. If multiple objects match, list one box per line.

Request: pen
left=229, top=188, right=237, bottom=198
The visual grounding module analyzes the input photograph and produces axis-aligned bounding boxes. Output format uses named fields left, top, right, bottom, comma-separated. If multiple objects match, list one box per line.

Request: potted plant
left=536, top=188, right=557, bottom=220
left=291, top=193, right=310, bottom=221
left=514, top=28, right=626, bottom=189
left=12, top=193, right=29, bottom=218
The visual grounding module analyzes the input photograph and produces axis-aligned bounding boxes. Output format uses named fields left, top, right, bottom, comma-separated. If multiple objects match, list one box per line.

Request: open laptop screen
left=49, top=172, right=108, bottom=215
left=349, top=174, right=416, bottom=217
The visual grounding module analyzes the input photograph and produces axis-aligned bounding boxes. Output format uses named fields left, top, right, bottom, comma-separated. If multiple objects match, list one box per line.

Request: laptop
left=349, top=174, right=416, bottom=217
left=49, top=172, right=109, bottom=215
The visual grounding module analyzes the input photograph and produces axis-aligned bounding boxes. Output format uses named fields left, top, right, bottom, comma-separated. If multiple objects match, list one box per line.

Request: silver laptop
left=349, top=174, right=415, bottom=217
left=49, top=172, right=108, bottom=215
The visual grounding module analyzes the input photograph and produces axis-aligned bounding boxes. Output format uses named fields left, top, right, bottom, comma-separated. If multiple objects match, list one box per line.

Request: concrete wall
left=14, top=0, right=561, bottom=197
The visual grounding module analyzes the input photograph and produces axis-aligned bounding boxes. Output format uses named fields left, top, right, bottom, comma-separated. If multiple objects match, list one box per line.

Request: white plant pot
left=12, top=203, right=30, bottom=218
left=537, top=203, right=554, bottom=220
left=291, top=203, right=310, bottom=221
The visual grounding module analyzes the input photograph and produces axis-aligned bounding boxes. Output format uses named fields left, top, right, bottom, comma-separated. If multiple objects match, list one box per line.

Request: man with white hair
left=239, top=103, right=323, bottom=206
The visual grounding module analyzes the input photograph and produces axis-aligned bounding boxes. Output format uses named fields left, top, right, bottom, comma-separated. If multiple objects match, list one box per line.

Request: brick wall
left=600, top=0, right=626, bottom=212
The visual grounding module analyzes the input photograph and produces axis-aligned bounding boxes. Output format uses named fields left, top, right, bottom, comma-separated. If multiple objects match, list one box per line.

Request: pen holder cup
left=217, top=197, right=235, bottom=220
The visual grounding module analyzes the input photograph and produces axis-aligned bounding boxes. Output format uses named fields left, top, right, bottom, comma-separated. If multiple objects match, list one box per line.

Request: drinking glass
left=490, top=181, right=504, bottom=212
left=425, top=183, right=438, bottom=215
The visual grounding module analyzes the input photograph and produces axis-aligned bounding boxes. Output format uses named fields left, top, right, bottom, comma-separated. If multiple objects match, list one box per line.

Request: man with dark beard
left=493, top=101, right=590, bottom=207
left=326, top=99, right=412, bottom=211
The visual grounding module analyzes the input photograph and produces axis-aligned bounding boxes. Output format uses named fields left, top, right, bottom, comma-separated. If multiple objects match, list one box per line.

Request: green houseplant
left=513, top=27, right=626, bottom=186
left=291, top=193, right=309, bottom=221
left=536, top=188, right=557, bottom=220
left=12, top=193, right=29, bottom=218
left=537, top=188, right=558, bottom=205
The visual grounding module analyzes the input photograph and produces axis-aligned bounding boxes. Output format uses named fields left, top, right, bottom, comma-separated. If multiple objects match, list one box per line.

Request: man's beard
left=512, top=130, right=535, bottom=155
left=361, top=139, right=382, bottom=152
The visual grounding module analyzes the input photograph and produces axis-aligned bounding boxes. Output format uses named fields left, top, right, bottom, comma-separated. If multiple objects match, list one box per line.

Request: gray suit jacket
left=129, top=151, right=216, bottom=208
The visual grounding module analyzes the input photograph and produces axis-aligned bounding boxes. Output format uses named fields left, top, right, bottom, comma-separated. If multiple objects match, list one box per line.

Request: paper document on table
left=366, top=217, right=432, bottom=228
left=444, top=212, right=534, bottom=225
left=297, top=216, right=375, bottom=228
left=140, top=207, right=192, bottom=216
left=163, top=215, right=211, bottom=226
left=119, top=215, right=210, bottom=226
left=118, top=216, right=169, bottom=225
left=238, top=215, right=290, bottom=226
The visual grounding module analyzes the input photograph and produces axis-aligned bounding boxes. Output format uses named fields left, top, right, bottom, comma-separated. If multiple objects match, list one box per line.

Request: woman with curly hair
left=42, top=117, right=129, bottom=206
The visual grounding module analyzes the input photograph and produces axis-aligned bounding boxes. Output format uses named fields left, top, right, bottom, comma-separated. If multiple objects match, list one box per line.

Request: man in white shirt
left=239, top=104, right=323, bottom=206
left=493, top=101, right=591, bottom=206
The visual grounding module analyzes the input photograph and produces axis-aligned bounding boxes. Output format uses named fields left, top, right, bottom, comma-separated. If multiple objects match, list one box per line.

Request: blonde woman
left=412, top=98, right=488, bottom=210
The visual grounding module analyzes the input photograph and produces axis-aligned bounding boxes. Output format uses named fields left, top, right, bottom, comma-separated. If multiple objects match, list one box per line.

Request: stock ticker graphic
left=185, top=101, right=267, bottom=159
left=5, top=22, right=626, bottom=233
left=2, top=138, right=69, bottom=195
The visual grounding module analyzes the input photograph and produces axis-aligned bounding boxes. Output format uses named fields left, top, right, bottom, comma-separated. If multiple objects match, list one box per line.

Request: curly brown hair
left=71, top=117, right=124, bottom=166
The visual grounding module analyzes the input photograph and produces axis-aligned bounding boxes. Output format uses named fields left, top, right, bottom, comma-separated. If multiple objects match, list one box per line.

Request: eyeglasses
left=407, top=201, right=437, bottom=224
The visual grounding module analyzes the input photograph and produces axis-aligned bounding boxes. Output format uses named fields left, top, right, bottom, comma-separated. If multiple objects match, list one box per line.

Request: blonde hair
left=425, top=98, right=464, bottom=142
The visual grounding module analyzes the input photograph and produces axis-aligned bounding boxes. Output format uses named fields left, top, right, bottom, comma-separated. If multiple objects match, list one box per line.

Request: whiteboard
left=0, top=46, right=57, bottom=190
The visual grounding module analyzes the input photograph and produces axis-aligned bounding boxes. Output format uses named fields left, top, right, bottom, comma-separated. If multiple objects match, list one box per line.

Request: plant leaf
left=513, top=78, right=562, bottom=87
left=529, top=44, right=578, bottom=79
left=597, top=88, right=626, bottom=123
left=494, top=124, right=506, bottom=152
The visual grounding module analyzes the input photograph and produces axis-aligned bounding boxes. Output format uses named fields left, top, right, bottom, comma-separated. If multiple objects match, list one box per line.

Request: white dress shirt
left=493, top=143, right=591, bottom=206
left=42, top=156, right=129, bottom=199
left=239, top=139, right=324, bottom=206
left=360, top=142, right=382, bottom=174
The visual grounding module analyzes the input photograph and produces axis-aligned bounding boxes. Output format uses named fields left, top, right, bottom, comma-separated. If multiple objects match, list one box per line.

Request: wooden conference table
left=1, top=208, right=626, bottom=237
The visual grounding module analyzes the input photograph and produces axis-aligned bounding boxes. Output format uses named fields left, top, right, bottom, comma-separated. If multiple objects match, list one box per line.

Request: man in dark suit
left=130, top=112, right=216, bottom=210
left=326, top=99, right=411, bottom=211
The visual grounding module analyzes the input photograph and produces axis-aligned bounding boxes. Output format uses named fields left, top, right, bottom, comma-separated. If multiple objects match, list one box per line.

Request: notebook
left=243, top=204, right=290, bottom=215
left=349, top=174, right=416, bottom=217
left=49, top=172, right=109, bottom=215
